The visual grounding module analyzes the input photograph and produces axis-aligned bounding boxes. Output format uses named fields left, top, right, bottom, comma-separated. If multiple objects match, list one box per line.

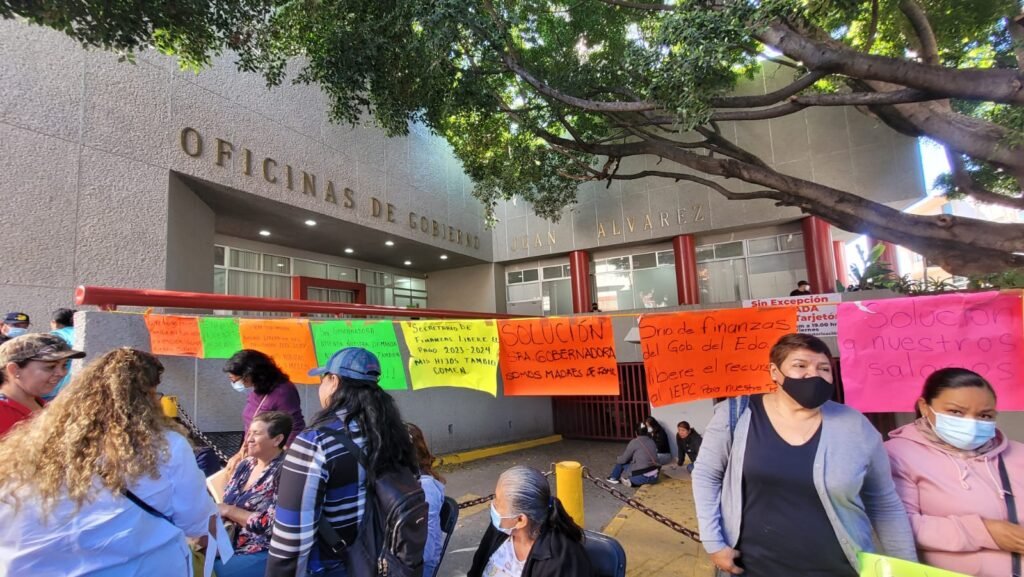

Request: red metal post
left=801, top=216, right=837, bottom=294
left=672, top=234, right=700, bottom=305
left=568, top=250, right=592, bottom=313
left=832, top=240, right=848, bottom=288
left=870, top=239, right=901, bottom=276
left=75, top=286, right=522, bottom=319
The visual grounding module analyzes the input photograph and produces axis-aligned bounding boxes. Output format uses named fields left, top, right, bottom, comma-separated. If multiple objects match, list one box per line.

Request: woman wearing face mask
left=468, top=465, right=592, bottom=577
left=885, top=368, right=1024, bottom=577
left=692, top=333, right=917, bottom=576
left=222, top=350, right=305, bottom=470
left=644, top=416, right=672, bottom=465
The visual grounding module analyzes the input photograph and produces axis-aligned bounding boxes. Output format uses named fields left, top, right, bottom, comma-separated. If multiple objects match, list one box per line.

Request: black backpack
left=317, top=428, right=429, bottom=577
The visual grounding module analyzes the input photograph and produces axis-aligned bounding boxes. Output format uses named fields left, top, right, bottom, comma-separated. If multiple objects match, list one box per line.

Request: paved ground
left=433, top=439, right=712, bottom=577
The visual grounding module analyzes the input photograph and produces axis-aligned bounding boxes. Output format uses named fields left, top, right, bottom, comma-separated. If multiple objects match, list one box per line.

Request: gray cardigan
left=616, top=435, right=660, bottom=474
left=691, top=397, right=918, bottom=570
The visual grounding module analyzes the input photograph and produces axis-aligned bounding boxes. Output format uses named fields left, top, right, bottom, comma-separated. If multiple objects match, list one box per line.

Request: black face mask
left=781, top=375, right=834, bottom=409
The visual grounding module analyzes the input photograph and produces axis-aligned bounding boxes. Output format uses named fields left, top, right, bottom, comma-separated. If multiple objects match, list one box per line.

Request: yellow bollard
left=555, top=461, right=584, bottom=527
left=161, top=395, right=179, bottom=419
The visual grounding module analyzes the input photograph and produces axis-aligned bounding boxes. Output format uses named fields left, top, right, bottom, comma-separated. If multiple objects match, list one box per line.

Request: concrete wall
left=76, top=310, right=552, bottom=454
left=167, top=174, right=216, bottom=292
left=426, top=263, right=505, bottom=313
left=0, top=18, right=489, bottom=321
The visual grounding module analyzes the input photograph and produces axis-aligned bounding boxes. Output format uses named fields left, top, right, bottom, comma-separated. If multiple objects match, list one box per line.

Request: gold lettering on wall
left=262, top=158, right=277, bottom=183
left=215, top=138, right=233, bottom=167
left=626, top=217, right=636, bottom=232
left=644, top=214, right=653, bottom=231
left=178, top=128, right=478, bottom=251
left=181, top=127, right=202, bottom=157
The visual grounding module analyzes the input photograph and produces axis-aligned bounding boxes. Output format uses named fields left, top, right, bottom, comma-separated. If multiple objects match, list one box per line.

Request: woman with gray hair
left=468, top=465, right=592, bottom=577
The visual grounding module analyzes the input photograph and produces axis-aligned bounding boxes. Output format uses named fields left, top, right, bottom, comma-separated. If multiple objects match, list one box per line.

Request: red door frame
left=291, top=276, right=368, bottom=304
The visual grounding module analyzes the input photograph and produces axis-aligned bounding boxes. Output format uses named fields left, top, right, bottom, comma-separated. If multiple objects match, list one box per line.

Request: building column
left=801, top=216, right=837, bottom=294
left=672, top=234, right=700, bottom=305
left=870, top=239, right=901, bottom=276
left=832, top=240, right=848, bottom=288
left=568, top=250, right=592, bottom=314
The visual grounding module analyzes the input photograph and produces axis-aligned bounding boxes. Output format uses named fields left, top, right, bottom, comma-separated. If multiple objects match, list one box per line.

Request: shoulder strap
left=314, top=426, right=373, bottom=557
left=728, top=396, right=749, bottom=438
left=123, top=489, right=174, bottom=524
left=998, top=455, right=1021, bottom=577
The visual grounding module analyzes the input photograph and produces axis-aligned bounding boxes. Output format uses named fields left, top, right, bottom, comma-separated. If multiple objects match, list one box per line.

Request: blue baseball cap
left=308, top=347, right=382, bottom=382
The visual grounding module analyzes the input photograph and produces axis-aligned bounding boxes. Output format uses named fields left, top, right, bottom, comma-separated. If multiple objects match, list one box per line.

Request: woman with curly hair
left=0, top=348, right=217, bottom=576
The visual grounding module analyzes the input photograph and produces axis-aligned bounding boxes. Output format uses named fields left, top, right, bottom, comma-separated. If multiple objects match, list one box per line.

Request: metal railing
left=75, top=285, right=524, bottom=320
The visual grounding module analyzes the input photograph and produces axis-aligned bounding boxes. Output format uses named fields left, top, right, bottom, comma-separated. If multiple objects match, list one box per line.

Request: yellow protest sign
left=399, top=320, right=500, bottom=397
left=858, top=553, right=969, bottom=577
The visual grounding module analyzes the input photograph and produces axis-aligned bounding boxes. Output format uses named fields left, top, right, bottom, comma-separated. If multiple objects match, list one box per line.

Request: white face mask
left=229, top=379, right=247, bottom=393
left=5, top=327, right=27, bottom=338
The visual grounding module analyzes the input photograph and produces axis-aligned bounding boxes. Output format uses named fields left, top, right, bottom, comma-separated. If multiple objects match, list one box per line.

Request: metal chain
left=582, top=468, right=702, bottom=543
left=173, top=398, right=232, bottom=463
left=456, top=468, right=554, bottom=510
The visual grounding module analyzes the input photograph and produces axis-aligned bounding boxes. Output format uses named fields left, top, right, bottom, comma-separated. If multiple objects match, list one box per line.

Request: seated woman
left=214, top=411, right=293, bottom=577
left=0, top=348, right=216, bottom=575
left=468, top=465, right=592, bottom=577
left=886, top=368, right=1024, bottom=577
left=644, top=416, right=672, bottom=465
left=674, top=421, right=702, bottom=473
left=606, top=422, right=661, bottom=487
left=408, top=423, right=446, bottom=577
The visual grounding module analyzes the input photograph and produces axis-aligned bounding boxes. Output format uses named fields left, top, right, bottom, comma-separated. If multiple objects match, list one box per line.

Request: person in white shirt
left=0, top=347, right=217, bottom=576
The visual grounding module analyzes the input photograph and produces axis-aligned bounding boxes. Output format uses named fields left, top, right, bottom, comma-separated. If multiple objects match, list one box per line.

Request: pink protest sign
left=838, top=291, right=1024, bottom=413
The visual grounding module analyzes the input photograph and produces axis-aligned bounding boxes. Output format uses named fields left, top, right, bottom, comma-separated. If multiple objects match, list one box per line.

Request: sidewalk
left=602, top=467, right=715, bottom=577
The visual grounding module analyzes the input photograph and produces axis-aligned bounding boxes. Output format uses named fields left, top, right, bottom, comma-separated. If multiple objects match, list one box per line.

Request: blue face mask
left=930, top=407, right=997, bottom=451
left=5, top=327, right=27, bottom=338
left=490, top=503, right=516, bottom=535
left=229, top=379, right=247, bottom=393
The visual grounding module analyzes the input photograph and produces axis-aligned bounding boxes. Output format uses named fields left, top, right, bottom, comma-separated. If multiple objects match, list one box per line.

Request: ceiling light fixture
left=304, top=219, right=317, bottom=226
left=403, top=260, right=412, bottom=266
left=440, top=254, right=448, bottom=260
left=344, top=248, right=354, bottom=254
left=258, top=230, right=271, bottom=237
left=385, top=240, right=395, bottom=246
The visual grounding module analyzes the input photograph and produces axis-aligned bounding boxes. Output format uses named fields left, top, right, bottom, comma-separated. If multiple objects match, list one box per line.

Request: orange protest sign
left=498, top=316, right=619, bottom=396
left=639, top=306, right=797, bottom=406
left=238, top=319, right=319, bottom=384
left=145, top=315, right=203, bottom=357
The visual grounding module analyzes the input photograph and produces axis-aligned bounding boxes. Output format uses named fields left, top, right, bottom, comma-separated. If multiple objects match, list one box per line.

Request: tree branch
left=898, top=0, right=940, bottom=65
left=711, top=71, right=826, bottom=108
left=945, top=149, right=1024, bottom=211
left=712, top=102, right=805, bottom=121
left=591, top=0, right=675, bottom=11
left=794, top=88, right=941, bottom=106
left=501, top=53, right=660, bottom=112
left=758, top=22, right=1024, bottom=105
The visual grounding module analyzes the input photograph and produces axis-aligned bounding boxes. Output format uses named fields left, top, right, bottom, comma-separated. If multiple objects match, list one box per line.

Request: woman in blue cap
left=265, top=347, right=420, bottom=577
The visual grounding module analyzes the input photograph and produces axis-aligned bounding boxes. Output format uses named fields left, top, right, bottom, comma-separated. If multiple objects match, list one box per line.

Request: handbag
left=998, top=455, right=1020, bottom=577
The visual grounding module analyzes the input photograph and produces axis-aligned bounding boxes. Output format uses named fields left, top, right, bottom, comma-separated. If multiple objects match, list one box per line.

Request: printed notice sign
left=744, top=293, right=840, bottom=336
left=639, top=306, right=797, bottom=407
left=498, top=316, right=619, bottom=396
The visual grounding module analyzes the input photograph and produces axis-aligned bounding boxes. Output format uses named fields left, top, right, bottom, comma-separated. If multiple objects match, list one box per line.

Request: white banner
left=742, top=293, right=841, bottom=336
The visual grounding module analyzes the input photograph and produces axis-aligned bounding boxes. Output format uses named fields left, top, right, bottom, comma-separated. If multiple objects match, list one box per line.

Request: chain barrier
left=456, top=468, right=554, bottom=510
left=173, top=398, right=233, bottom=464
left=582, top=467, right=702, bottom=543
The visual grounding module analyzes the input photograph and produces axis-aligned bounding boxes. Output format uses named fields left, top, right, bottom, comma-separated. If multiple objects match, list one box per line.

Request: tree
left=6, top=0, right=1022, bottom=274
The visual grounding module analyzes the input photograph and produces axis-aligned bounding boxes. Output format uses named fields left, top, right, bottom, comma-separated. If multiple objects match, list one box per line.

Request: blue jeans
left=213, top=551, right=268, bottom=577
left=609, top=463, right=659, bottom=486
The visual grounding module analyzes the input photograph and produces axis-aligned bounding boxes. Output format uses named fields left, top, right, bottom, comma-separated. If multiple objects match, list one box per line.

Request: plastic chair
left=432, top=496, right=460, bottom=577
left=583, top=529, right=627, bottom=577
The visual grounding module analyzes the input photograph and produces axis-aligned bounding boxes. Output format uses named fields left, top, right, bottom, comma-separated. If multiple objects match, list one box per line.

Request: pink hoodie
left=885, top=423, right=1024, bottom=577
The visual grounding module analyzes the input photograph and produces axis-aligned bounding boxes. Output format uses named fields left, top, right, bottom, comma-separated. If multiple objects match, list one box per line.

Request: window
left=589, top=250, right=677, bottom=312
left=213, top=245, right=427, bottom=307
left=695, top=233, right=807, bottom=303
left=507, top=271, right=524, bottom=284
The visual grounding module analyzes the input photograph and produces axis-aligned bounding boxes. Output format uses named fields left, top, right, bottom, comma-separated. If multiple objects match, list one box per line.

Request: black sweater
left=676, top=430, right=703, bottom=466
left=468, top=524, right=593, bottom=577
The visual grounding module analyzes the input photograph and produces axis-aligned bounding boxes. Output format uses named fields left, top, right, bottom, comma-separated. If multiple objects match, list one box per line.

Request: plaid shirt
left=266, top=411, right=366, bottom=576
